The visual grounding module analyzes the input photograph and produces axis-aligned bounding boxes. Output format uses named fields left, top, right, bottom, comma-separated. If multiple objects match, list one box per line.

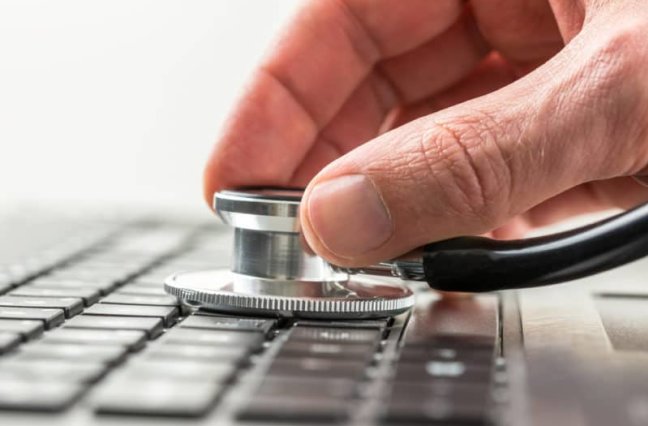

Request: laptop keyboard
left=0, top=219, right=505, bottom=424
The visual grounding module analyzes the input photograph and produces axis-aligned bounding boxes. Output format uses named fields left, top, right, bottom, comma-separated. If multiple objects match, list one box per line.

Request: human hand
left=204, top=0, right=648, bottom=268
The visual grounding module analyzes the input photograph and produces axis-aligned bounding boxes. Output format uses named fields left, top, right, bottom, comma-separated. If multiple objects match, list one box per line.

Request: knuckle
left=579, top=23, right=648, bottom=174
left=413, top=115, right=513, bottom=227
left=584, top=26, right=642, bottom=101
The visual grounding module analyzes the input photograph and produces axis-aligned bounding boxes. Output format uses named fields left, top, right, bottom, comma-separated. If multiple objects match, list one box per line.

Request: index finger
left=203, top=0, right=463, bottom=202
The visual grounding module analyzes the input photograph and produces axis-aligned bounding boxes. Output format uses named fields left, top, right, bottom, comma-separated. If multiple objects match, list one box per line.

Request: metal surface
left=167, top=188, right=415, bottom=318
left=214, top=189, right=301, bottom=233
left=165, top=270, right=414, bottom=318
left=231, top=228, right=345, bottom=282
left=336, top=250, right=426, bottom=281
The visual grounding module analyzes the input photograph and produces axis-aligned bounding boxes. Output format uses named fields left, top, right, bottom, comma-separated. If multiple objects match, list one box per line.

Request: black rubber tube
left=422, top=202, right=648, bottom=292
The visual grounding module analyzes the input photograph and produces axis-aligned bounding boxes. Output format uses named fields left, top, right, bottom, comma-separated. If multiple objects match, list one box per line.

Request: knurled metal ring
left=165, top=270, right=415, bottom=319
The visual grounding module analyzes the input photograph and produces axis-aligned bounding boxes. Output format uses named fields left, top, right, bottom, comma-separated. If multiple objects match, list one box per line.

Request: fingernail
left=306, top=174, right=392, bottom=258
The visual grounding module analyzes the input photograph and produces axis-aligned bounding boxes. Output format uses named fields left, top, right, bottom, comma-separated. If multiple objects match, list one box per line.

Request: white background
left=0, top=0, right=300, bottom=215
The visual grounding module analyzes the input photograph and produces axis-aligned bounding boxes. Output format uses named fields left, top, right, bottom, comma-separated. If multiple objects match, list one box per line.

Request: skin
left=204, top=0, right=648, bottom=275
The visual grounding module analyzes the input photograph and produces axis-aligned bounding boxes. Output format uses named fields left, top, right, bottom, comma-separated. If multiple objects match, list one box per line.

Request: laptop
left=0, top=206, right=647, bottom=426
left=3, top=2, right=648, bottom=424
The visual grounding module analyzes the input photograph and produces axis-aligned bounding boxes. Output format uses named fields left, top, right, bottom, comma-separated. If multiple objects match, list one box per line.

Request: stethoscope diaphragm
left=165, top=188, right=415, bottom=319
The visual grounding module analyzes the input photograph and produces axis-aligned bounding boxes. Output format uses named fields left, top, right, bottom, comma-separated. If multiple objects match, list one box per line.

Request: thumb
left=300, top=24, right=648, bottom=267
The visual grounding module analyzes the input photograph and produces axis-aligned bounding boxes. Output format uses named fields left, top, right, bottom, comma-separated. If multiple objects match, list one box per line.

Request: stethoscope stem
left=339, top=202, right=648, bottom=292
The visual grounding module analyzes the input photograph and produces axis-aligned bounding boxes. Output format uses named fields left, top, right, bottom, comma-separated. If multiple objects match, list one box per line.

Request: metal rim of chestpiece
left=165, top=188, right=415, bottom=319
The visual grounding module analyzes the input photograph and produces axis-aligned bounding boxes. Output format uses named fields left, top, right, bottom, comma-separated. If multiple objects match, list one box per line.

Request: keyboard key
left=0, top=359, right=108, bottom=383
left=388, top=381, right=490, bottom=405
left=9, top=287, right=101, bottom=306
left=382, top=398, right=488, bottom=425
left=116, top=285, right=168, bottom=296
left=238, top=395, right=350, bottom=423
left=255, top=377, right=356, bottom=399
left=164, top=329, right=264, bottom=348
left=295, top=318, right=389, bottom=330
left=290, top=326, right=381, bottom=344
left=147, top=344, right=249, bottom=362
left=28, top=278, right=116, bottom=295
left=267, top=358, right=368, bottom=379
left=394, top=360, right=492, bottom=383
left=83, top=304, right=178, bottom=327
left=101, top=294, right=179, bottom=307
left=41, top=329, right=147, bottom=351
left=0, top=331, right=20, bottom=354
left=0, top=319, right=43, bottom=341
left=128, top=278, right=169, bottom=287
left=405, top=297, right=497, bottom=343
left=94, top=379, right=221, bottom=417
left=0, top=307, right=64, bottom=329
left=0, top=380, right=84, bottom=412
left=0, top=296, right=83, bottom=318
left=120, top=359, right=237, bottom=382
left=405, top=334, right=495, bottom=351
left=180, top=315, right=276, bottom=334
left=64, top=315, right=163, bottom=338
left=278, top=341, right=377, bottom=361
left=399, top=346, right=493, bottom=364
left=17, top=342, right=128, bottom=366
left=47, top=269, right=127, bottom=284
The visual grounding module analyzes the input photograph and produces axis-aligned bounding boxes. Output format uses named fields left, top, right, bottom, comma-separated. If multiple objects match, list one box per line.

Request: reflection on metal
left=166, top=188, right=415, bottom=318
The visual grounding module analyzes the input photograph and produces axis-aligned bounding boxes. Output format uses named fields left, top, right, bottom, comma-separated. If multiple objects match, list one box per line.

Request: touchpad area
left=596, top=296, right=648, bottom=352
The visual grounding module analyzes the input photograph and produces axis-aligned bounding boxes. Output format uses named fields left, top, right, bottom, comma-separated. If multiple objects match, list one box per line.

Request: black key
left=0, top=307, right=64, bottom=329
left=120, top=359, right=236, bottom=382
left=404, top=297, right=497, bottom=344
left=389, top=382, right=490, bottom=405
left=0, top=331, right=20, bottom=354
left=278, top=341, right=377, bottom=361
left=238, top=395, right=350, bottom=423
left=394, top=360, right=492, bottom=383
left=399, top=346, right=493, bottom=364
left=116, top=285, right=168, bottom=296
left=94, top=380, right=220, bottom=417
left=9, top=287, right=100, bottom=306
left=165, top=329, right=264, bottom=348
left=18, top=342, right=128, bottom=366
left=180, top=315, right=276, bottom=334
left=295, top=319, right=389, bottom=330
left=147, top=344, right=249, bottom=362
left=83, top=304, right=178, bottom=327
left=0, top=319, right=43, bottom=341
left=0, top=359, right=108, bottom=383
left=41, top=329, right=147, bottom=351
left=290, top=326, right=381, bottom=344
left=0, top=381, right=84, bottom=412
left=405, top=334, right=495, bottom=351
left=267, top=357, right=368, bottom=379
left=256, top=377, right=356, bottom=399
left=101, top=294, right=179, bottom=307
left=382, top=399, right=488, bottom=425
left=0, top=296, right=83, bottom=318
left=65, top=315, right=163, bottom=339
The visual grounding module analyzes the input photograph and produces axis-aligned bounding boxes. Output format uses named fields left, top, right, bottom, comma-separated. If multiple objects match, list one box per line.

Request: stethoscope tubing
left=418, top=202, right=648, bottom=292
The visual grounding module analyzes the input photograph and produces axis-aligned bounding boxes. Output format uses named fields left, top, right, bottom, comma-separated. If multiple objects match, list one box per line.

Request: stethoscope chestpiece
left=165, top=188, right=415, bottom=319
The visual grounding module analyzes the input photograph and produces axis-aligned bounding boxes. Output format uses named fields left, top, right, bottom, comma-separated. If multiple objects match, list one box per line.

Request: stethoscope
left=165, top=188, right=648, bottom=319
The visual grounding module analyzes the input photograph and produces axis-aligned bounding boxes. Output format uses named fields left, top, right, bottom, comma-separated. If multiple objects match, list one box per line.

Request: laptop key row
left=0, top=227, right=194, bottom=413
left=92, top=317, right=278, bottom=417
left=237, top=322, right=385, bottom=423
